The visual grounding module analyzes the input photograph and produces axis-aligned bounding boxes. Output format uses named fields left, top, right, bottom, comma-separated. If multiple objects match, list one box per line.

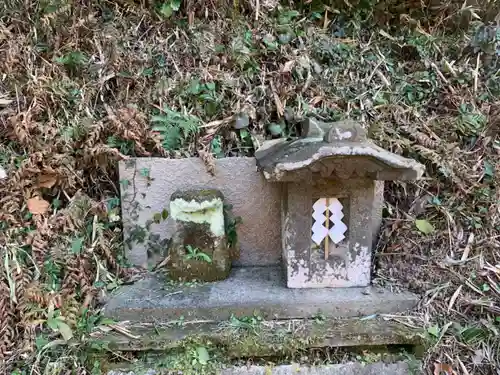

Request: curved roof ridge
left=255, top=119, right=425, bottom=182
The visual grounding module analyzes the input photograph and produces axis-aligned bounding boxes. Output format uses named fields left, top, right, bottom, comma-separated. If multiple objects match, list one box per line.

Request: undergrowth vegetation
left=0, top=0, right=499, bottom=374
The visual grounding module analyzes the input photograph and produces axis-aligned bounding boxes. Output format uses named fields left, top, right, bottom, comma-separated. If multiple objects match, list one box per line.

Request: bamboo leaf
left=197, top=346, right=210, bottom=364
left=415, top=219, right=434, bottom=234
left=56, top=321, right=73, bottom=341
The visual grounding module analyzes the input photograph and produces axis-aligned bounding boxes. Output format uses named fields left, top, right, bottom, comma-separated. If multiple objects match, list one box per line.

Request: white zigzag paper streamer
left=312, top=198, right=347, bottom=245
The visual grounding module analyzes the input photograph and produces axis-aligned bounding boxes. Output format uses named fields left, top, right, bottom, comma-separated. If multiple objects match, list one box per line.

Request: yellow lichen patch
left=170, top=197, right=225, bottom=237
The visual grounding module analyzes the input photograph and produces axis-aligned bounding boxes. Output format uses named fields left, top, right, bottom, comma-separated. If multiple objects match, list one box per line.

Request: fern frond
left=151, top=107, right=200, bottom=151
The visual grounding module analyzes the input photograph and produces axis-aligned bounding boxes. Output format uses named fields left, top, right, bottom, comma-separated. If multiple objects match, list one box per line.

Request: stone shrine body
left=255, top=119, right=423, bottom=288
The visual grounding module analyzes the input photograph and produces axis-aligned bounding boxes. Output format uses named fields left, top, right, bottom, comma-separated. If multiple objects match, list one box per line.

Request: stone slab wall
left=283, top=178, right=383, bottom=288
left=119, top=157, right=282, bottom=267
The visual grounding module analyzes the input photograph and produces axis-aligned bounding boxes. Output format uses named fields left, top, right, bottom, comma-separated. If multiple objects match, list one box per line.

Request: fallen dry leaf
left=37, top=172, right=58, bottom=188
left=447, top=284, right=463, bottom=312
left=27, top=196, right=50, bottom=215
left=472, top=349, right=485, bottom=364
left=282, top=60, right=295, bottom=73
left=434, top=363, right=456, bottom=375
left=269, top=81, right=284, bottom=117
left=309, top=96, right=323, bottom=106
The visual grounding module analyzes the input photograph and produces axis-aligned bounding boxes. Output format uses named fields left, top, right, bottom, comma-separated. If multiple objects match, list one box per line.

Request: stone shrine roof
left=255, top=119, right=425, bottom=182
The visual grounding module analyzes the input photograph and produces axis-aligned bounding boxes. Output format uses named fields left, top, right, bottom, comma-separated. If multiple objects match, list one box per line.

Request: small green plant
left=262, top=34, right=278, bottom=51
left=152, top=340, right=220, bottom=374
left=169, top=315, right=185, bottom=327
left=55, top=51, right=88, bottom=74
left=43, top=259, right=62, bottom=291
left=46, top=308, right=73, bottom=341
left=151, top=106, right=200, bottom=151
left=186, top=79, right=219, bottom=116
left=426, top=324, right=440, bottom=339
left=312, top=311, right=326, bottom=324
left=457, top=104, right=486, bottom=137
left=230, top=31, right=259, bottom=74
left=188, top=345, right=210, bottom=366
left=210, top=135, right=225, bottom=158
left=107, top=136, right=135, bottom=155
left=224, top=204, right=242, bottom=249
left=187, top=80, right=217, bottom=101
left=184, top=245, right=212, bottom=263
left=355, top=351, right=382, bottom=364
left=127, top=224, right=148, bottom=247
left=224, top=313, right=263, bottom=335
left=153, top=208, right=169, bottom=224
left=158, top=0, right=181, bottom=18
left=140, top=167, right=155, bottom=186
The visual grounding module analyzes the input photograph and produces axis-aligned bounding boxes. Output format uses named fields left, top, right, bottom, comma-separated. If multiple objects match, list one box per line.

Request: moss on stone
left=93, top=317, right=425, bottom=374
left=167, top=189, right=231, bottom=282
left=171, top=189, right=224, bottom=203
left=222, top=327, right=321, bottom=357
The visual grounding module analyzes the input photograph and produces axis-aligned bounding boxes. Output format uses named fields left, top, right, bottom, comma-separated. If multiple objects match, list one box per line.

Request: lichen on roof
left=256, top=119, right=425, bottom=182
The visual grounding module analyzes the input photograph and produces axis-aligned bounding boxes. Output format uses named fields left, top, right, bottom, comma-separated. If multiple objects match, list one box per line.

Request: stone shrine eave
left=255, top=137, right=425, bottom=182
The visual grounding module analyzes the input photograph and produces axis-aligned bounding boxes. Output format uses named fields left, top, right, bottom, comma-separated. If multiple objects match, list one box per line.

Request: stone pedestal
left=167, top=189, right=231, bottom=282
left=103, top=266, right=419, bottom=322
left=106, top=133, right=425, bottom=367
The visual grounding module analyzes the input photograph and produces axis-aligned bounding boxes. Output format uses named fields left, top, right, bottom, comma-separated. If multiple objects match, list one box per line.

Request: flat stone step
left=224, top=363, right=421, bottom=375
left=92, top=317, right=423, bottom=356
left=108, top=362, right=421, bottom=375
left=103, top=266, right=418, bottom=323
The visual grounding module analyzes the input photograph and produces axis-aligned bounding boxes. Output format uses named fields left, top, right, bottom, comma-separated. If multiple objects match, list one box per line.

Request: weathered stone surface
left=119, top=157, right=281, bottom=268
left=299, top=117, right=334, bottom=138
left=255, top=119, right=425, bottom=182
left=94, top=317, right=423, bottom=354
left=300, top=118, right=367, bottom=143
left=372, top=181, right=385, bottom=246
left=167, top=189, right=231, bottom=282
left=255, top=119, right=424, bottom=289
left=108, top=371, right=156, bottom=375
left=254, top=138, right=287, bottom=160
left=323, top=120, right=367, bottom=143
left=107, top=362, right=420, bottom=375
left=221, top=363, right=418, bottom=375
left=283, top=179, right=381, bottom=288
left=103, top=266, right=419, bottom=323
left=257, top=142, right=425, bottom=181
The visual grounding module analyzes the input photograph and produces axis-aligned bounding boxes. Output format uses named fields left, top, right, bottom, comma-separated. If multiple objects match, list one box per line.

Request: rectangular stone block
left=283, top=179, right=380, bottom=288
left=119, top=157, right=282, bottom=268
left=108, top=363, right=418, bottom=375
left=103, top=266, right=419, bottom=323
left=98, top=316, right=423, bottom=354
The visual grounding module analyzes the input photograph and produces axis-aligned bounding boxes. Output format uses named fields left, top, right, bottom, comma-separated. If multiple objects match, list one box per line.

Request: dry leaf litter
left=0, top=0, right=499, bottom=374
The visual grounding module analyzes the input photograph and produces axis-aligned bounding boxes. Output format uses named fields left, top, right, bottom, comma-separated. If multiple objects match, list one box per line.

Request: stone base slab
left=108, top=362, right=421, bottom=375
left=94, top=317, right=423, bottom=355
left=103, top=266, right=419, bottom=323
left=224, top=363, right=420, bottom=375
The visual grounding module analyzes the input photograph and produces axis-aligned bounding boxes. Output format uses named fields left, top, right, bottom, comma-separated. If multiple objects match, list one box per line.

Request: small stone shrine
left=255, top=119, right=423, bottom=288
left=105, top=118, right=424, bottom=325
